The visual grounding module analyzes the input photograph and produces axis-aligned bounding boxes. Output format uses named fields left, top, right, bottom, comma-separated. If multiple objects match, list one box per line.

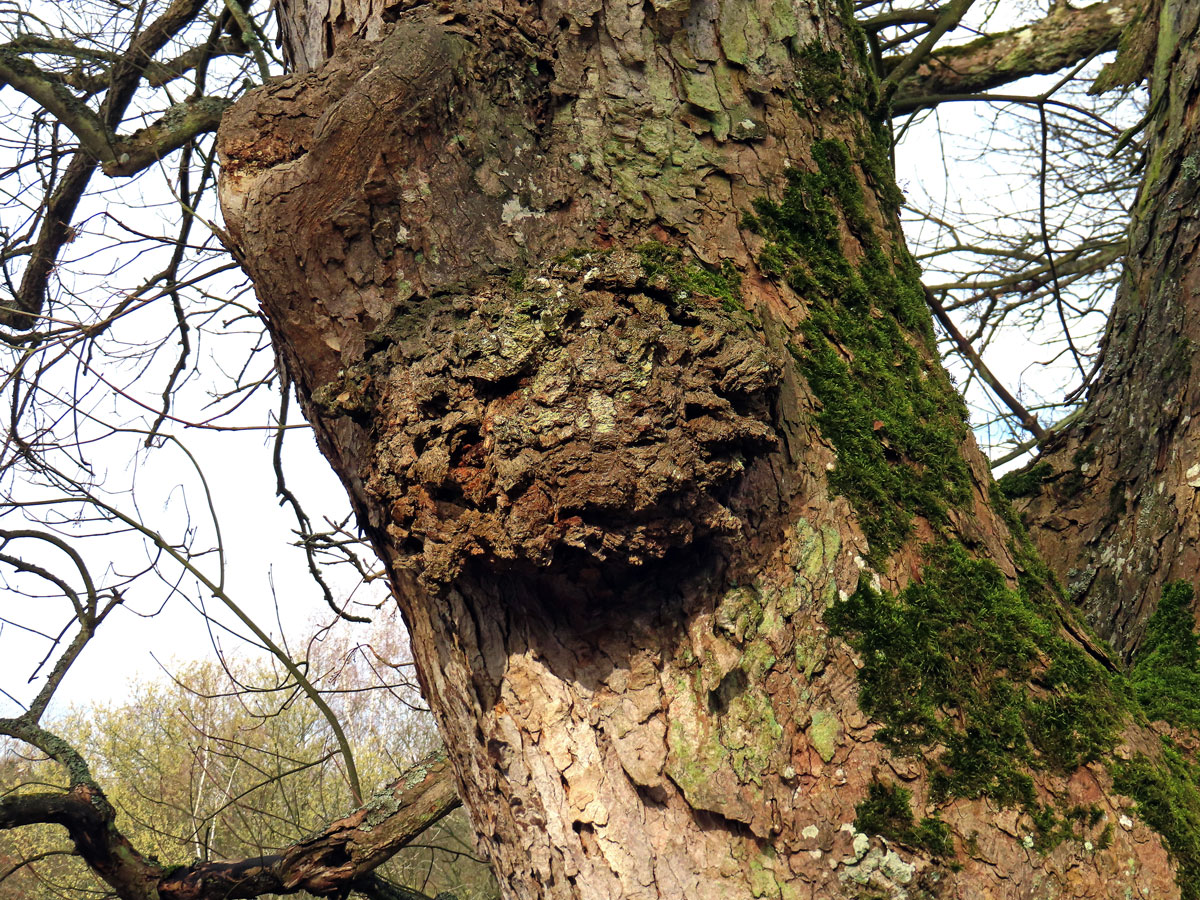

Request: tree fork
left=218, top=0, right=1180, bottom=897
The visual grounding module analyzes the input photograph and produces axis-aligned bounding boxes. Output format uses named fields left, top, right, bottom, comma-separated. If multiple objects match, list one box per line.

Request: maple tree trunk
left=1018, top=0, right=1200, bottom=659
left=217, top=1, right=1178, bottom=897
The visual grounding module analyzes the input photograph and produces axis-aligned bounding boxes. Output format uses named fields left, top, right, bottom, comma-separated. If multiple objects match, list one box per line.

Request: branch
left=890, top=0, right=1136, bottom=109
left=878, top=0, right=977, bottom=109
left=0, top=750, right=461, bottom=900
left=7, top=151, right=96, bottom=329
left=103, top=97, right=232, bottom=177
left=0, top=35, right=248, bottom=93
left=925, top=286, right=1047, bottom=441
left=100, top=0, right=210, bottom=128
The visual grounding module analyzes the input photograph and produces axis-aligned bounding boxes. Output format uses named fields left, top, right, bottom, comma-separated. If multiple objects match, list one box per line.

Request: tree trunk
left=216, top=1, right=1178, bottom=897
left=1016, top=0, right=1200, bottom=659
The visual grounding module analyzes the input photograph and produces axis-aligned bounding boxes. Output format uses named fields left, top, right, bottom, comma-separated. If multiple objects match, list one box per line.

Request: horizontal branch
left=891, top=0, right=1137, bottom=109
left=0, top=35, right=248, bottom=93
left=103, top=97, right=232, bottom=176
left=0, top=52, right=229, bottom=177
left=0, top=751, right=461, bottom=900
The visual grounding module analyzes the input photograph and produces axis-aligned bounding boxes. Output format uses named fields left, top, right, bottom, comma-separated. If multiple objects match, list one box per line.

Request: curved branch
left=890, top=0, right=1137, bottom=107
left=0, top=53, right=116, bottom=162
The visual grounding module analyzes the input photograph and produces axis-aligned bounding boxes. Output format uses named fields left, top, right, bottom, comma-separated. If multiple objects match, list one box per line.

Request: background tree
left=1, top=614, right=493, bottom=900
left=6, top=0, right=1200, bottom=899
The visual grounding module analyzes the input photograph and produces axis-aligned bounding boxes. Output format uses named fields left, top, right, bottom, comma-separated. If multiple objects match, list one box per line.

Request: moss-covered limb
left=826, top=542, right=1122, bottom=811
left=750, top=134, right=970, bottom=562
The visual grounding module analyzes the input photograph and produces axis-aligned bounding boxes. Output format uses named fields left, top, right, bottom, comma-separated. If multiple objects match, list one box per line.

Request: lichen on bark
left=216, top=0, right=1187, bottom=895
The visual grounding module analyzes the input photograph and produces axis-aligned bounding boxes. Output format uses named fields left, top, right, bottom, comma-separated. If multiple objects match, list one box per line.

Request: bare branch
left=879, top=0, right=977, bottom=109
left=924, top=287, right=1046, bottom=441
left=892, top=0, right=1137, bottom=109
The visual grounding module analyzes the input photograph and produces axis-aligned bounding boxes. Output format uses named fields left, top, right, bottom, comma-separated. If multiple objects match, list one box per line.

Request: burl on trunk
left=217, top=0, right=1177, bottom=897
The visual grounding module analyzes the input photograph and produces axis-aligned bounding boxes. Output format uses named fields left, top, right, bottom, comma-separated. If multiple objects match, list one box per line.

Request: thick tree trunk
left=217, top=1, right=1177, bottom=897
left=1017, top=0, right=1200, bottom=659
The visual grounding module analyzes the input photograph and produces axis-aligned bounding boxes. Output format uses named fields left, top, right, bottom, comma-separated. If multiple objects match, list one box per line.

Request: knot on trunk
left=326, top=249, right=782, bottom=582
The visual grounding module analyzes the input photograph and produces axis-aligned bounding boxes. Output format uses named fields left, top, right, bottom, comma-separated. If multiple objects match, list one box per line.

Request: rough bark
left=1019, top=0, right=1200, bottom=659
left=218, top=1, right=1179, bottom=897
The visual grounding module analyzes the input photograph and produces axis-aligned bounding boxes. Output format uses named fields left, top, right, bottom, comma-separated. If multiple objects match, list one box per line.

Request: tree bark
left=1018, top=0, right=1200, bottom=659
left=217, top=1, right=1179, bottom=897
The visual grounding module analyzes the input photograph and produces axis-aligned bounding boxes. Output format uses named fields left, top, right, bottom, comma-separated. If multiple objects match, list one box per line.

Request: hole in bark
left=708, top=668, right=747, bottom=715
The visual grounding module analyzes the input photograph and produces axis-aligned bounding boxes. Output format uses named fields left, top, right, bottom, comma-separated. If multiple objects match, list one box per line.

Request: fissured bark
left=1021, top=0, right=1200, bottom=659
left=217, top=1, right=1177, bottom=897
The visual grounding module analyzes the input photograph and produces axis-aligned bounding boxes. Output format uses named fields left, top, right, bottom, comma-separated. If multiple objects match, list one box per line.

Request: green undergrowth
left=747, top=136, right=970, bottom=562
left=854, top=779, right=953, bottom=857
left=826, top=542, right=1122, bottom=825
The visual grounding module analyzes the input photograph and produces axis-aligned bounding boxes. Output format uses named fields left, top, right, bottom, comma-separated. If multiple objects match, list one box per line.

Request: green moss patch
left=749, top=138, right=970, bottom=562
left=854, top=779, right=953, bottom=857
left=996, top=462, right=1053, bottom=500
left=635, top=242, right=747, bottom=314
left=1114, top=743, right=1200, bottom=900
left=826, top=542, right=1121, bottom=812
left=1129, top=581, right=1200, bottom=730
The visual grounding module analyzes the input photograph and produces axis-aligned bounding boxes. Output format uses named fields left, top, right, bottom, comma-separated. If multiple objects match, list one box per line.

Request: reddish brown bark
left=216, top=1, right=1179, bottom=897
